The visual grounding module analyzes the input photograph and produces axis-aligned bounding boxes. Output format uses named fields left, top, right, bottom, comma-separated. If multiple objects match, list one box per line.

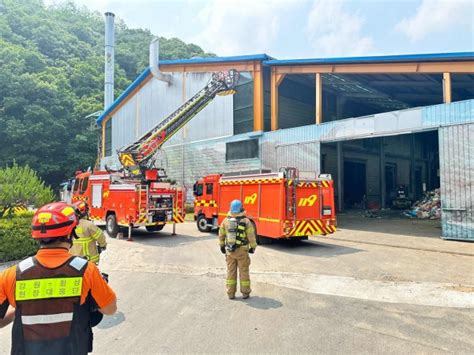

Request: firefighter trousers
left=226, top=247, right=251, bottom=296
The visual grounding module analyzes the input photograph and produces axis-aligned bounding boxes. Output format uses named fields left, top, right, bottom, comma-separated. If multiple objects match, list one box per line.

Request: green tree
left=0, top=0, right=214, bottom=189
left=0, top=163, right=55, bottom=208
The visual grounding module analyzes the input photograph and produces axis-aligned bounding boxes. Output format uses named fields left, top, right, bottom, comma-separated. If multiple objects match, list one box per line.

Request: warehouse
left=97, top=51, right=474, bottom=241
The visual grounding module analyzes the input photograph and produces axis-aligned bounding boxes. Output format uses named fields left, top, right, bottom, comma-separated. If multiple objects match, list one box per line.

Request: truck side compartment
left=193, top=169, right=337, bottom=241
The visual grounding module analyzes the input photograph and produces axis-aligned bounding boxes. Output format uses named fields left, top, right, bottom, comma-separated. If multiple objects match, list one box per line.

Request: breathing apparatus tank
left=225, top=217, right=239, bottom=251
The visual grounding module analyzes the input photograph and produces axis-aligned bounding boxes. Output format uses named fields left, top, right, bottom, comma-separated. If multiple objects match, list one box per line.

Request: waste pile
left=404, top=189, right=441, bottom=219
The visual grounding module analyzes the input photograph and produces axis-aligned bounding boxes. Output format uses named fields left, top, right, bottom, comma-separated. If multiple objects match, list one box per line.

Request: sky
left=46, top=0, right=474, bottom=59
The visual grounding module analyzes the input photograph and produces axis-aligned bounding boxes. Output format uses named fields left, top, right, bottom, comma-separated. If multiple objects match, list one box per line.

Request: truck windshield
left=194, top=183, right=203, bottom=196
left=80, top=177, right=88, bottom=194
left=73, top=179, right=81, bottom=193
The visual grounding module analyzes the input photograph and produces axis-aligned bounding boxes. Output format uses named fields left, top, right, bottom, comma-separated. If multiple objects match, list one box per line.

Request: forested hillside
left=0, top=0, right=213, bottom=188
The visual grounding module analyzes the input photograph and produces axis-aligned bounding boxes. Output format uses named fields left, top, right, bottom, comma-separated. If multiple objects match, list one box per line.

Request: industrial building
left=97, top=50, right=474, bottom=241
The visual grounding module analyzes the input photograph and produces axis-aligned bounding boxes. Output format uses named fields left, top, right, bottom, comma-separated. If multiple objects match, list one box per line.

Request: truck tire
left=257, top=235, right=273, bottom=245
left=146, top=225, right=165, bottom=232
left=197, top=215, right=211, bottom=233
left=252, top=220, right=268, bottom=245
left=254, top=220, right=273, bottom=245
left=106, top=214, right=119, bottom=238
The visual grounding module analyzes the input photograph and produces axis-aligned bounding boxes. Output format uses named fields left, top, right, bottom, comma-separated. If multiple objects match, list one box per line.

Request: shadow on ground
left=107, top=228, right=216, bottom=248
left=109, top=228, right=217, bottom=248
left=242, top=296, right=283, bottom=310
left=337, top=210, right=442, bottom=239
left=263, top=238, right=362, bottom=258
left=98, top=311, right=126, bottom=329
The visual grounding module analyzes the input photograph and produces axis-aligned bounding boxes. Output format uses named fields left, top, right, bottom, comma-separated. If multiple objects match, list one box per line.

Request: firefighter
left=219, top=199, right=257, bottom=300
left=70, top=201, right=107, bottom=265
left=0, top=202, right=117, bottom=354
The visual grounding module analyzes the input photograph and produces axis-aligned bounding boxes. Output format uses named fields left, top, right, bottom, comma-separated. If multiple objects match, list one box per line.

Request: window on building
left=233, top=72, right=254, bottom=135
left=226, top=139, right=259, bottom=161
left=104, top=119, right=112, bottom=157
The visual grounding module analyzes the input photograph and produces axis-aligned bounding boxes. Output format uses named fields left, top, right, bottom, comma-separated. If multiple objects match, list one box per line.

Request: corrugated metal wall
left=110, top=72, right=233, bottom=153
left=439, top=123, right=474, bottom=240
left=274, top=142, right=320, bottom=173
left=163, top=134, right=261, bottom=199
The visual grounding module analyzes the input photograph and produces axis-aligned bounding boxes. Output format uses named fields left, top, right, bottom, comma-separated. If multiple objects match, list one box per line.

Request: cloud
left=45, top=0, right=111, bottom=12
left=190, top=0, right=290, bottom=55
left=396, top=0, right=473, bottom=42
left=305, top=0, right=373, bottom=57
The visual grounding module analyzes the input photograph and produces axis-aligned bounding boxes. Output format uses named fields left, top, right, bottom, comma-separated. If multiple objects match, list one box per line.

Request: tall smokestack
left=104, top=12, right=115, bottom=109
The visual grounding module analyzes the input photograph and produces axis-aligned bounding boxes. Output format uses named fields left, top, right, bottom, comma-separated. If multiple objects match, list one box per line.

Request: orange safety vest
left=12, top=256, right=93, bottom=355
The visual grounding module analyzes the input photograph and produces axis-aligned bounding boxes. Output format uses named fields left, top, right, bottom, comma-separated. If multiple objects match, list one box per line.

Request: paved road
left=1, top=219, right=473, bottom=353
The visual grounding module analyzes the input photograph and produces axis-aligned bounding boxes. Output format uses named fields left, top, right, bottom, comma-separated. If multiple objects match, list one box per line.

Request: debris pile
left=404, top=189, right=441, bottom=219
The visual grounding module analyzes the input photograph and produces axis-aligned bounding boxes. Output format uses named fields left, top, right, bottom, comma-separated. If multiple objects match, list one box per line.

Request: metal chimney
left=150, top=38, right=172, bottom=84
left=104, top=12, right=115, bottom=109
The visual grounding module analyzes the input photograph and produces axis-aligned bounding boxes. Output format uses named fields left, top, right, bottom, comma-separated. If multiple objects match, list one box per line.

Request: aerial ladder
left=71, top=69, right=240, bottom=238
left=118, top=70, right=240, bottom=177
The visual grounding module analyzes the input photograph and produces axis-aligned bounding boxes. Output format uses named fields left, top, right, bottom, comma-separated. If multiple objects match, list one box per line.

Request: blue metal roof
left=96, top=54, right=272, bottom=124
left=97, top=51, right=474, bottom=125
left=160, top=53, right=273, bottom=65
left=264, top=52, right=474, bottom=66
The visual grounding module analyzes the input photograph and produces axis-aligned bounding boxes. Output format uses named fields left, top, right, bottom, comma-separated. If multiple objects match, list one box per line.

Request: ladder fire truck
left=71, top=70, right=239, bottom=238
left=193, top=168, right=336, bottom=244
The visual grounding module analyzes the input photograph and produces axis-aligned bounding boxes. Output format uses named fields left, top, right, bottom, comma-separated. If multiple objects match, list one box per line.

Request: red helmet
left=31, top=202, right=78, bottom=239
left=73, top=200, right=88, bottom=216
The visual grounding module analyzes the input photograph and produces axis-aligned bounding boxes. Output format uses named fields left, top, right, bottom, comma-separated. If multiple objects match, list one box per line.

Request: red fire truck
left=71, top=70, right=240, bottom=238
left=193, top=168, right=336, bottom=243
left=72, top=170, right=185, bottom=237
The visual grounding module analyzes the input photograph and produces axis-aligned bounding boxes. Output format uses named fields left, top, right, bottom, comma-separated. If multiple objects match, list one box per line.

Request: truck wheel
left=252, top=220, right=268, bottom=245
left=197, top=215, right=211, bottom=233
left=146, top=225, right=165, bottom=232
left=257, top=235, right=273, bottom=245
left=255, top=220, right=272, bottom=245
left=106, top=214, right=119, bottom=238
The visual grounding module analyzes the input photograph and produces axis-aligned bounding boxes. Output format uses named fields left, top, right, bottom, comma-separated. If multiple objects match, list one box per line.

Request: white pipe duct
left=150, top=37, right=172, bottom=84
left=104, top=12, right=115, bottom=109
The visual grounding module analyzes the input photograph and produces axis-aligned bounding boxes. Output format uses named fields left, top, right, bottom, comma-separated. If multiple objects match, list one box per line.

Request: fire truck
left=71, top=70, right=240, bottom=238
left=193, top=168, right=336, bottom=244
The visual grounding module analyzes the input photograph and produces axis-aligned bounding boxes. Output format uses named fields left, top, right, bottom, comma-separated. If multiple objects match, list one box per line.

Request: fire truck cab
left=193, top=168, right=336, bottom=244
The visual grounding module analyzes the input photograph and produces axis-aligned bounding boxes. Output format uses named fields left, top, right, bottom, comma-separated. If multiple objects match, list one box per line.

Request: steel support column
left=253, top=61, right=264, bottom=131
left=443, top=72, right=452, bottom=103
left=270, top=70, right=285, bottom=131
left=316, top=73, right=322, bottom=124
left=380, top=137, right=386, bottom=208
left=410, top=134, right=416, bottom=200
left=337, top=141, right=344, bottom=212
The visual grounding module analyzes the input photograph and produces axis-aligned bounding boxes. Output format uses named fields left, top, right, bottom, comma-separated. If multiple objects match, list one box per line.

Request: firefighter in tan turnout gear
left=70, top=201, right=107, bottom=265
left=219, top=200, right=257, bottom=299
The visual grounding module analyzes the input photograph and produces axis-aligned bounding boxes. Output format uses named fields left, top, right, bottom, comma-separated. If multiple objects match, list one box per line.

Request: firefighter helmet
left=230, top=200, right=243, bottom=214
left=31, top=202, right=78, bottom=239
left=73, top=200, right=89, bottom=217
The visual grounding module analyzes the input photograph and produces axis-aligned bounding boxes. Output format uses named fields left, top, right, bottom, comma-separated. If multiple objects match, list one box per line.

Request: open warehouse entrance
left=320, top=131, right=440, bottom=212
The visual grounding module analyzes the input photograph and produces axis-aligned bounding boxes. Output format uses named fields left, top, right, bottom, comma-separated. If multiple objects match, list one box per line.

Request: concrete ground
left=1, top=216, right=473, bottom=354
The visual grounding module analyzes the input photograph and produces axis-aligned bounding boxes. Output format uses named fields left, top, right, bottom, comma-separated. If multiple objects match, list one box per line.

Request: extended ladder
left=282, top=167, right=299, bottom=221
left=118, top=70, right=239, bottom=176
